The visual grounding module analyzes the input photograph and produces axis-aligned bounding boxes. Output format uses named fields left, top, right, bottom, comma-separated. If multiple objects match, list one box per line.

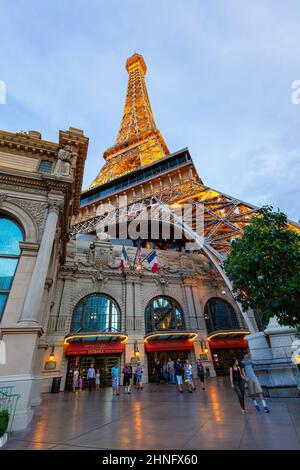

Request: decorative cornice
left=0, top=324, right=44, bottom=337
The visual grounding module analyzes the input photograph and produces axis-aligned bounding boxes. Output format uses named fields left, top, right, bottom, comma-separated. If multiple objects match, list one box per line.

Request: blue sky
left=1, top=0, right=299, bottom=220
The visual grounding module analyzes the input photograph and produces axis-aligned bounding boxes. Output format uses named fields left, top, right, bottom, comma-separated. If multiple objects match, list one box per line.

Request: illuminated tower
left=90, top=54, right=169, bottom=188
left=73, top=54, right=299, bottom=265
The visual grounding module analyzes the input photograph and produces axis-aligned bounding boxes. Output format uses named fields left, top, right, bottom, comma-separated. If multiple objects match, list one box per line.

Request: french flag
left=147, top=250, right=159, bottom=273
left=120, top=246, right=128, bottom=272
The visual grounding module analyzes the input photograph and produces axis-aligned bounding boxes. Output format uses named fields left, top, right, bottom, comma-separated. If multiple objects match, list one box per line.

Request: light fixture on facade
left=49, top=345, right=55, bottom=361
left=200, top=339, right=208, bottom=354
left=134, top=340, right=140, bottom=358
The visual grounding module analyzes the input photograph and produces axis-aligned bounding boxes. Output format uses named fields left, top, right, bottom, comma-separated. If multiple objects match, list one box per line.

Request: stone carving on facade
left=6, top=197, right=48, bottom=240
left=54, top=145, right=77, bottom=177
left=15, top=131, right=29, bottom=137
left=0, top=182, right=48, bottom=196
left=0, top=192, right=8, bottom=207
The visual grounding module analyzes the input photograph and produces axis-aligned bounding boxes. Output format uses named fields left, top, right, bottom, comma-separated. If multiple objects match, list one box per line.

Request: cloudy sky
left=1, top=0, right=299, bottom=220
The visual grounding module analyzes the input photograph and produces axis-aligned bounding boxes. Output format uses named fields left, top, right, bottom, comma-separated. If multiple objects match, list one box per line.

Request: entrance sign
left=144, top=339, right=193, bottom=352
left=209, top=337, right=248, bottom=349
left=65, top=341, right=125, bottom=356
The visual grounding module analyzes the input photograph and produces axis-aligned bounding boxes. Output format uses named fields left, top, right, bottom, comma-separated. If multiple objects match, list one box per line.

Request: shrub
left=0, top=409, right=9, bottom=437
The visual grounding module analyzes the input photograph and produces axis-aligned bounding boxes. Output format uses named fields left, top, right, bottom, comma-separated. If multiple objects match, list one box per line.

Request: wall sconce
left=49, top=345, right=55, bottom=361
left=200, top=339, right=208, bottom=354
left=134, top=341, right=140, bottom=358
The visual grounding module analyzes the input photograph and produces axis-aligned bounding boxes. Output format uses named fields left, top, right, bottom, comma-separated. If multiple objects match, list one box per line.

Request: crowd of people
left=72, top=357, right=208, bottom=395
left=72, top=352, right=270, bottom=415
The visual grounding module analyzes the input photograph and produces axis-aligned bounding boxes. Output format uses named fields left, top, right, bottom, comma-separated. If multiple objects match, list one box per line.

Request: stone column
left=19, top=203, right=61, bottom=324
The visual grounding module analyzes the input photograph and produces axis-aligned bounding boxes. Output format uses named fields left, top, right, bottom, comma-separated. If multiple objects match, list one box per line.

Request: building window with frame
left=0, top=215, right=24, bottom=321
left=38, top=160, right=53, bottom=173
left=204, top=298, right=240, bottom=334
left=145, top=296, right=185, bottom=333
left=70, top=294, right=121, bottom=333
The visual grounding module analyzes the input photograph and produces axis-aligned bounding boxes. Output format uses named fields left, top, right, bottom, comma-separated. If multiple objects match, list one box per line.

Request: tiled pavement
left=2, top=377, right=300, bottom=450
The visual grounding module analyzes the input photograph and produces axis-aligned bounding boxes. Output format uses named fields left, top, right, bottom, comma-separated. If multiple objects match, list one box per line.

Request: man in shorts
left=111, top=362, right=120, bottom=396
left=241, top=353, right=270, bottom=413
left=135, top=362, right=144, bottom=390
left=174, top=358, right=183, bottom=393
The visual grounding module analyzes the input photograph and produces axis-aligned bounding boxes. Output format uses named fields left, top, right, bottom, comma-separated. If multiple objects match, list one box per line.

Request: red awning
left=209, top=337, right=248, bottom=349
left=145, top=339, right=194, bottom=352
left=65, top=341, right=125, bottom=356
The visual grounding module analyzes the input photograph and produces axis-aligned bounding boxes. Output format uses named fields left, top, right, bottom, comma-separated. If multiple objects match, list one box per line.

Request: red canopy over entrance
left=144, top=339, right=194, bottom=352
left=209, top=337, right=248, bottom=349
left=65, top=341, right=125, bottom=356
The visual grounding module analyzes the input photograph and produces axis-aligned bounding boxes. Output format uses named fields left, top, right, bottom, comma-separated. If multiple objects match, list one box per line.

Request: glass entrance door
left=66, top=354, right=121, bottom=390
left=147, top=350, right=190, bottom=383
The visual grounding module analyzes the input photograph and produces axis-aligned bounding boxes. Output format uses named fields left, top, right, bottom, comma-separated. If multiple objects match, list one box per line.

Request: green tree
left=224, top=206, right=300, bottom=328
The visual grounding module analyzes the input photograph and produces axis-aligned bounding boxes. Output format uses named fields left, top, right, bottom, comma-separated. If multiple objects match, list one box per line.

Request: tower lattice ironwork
left=73, top=54, right=300, bottom=264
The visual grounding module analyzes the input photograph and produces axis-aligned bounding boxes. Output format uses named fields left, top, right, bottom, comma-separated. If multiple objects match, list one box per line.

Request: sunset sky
left=1, top=0, right=299, bottom=220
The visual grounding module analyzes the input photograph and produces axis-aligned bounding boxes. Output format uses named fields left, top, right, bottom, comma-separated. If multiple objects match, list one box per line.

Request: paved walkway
left=3, top=378, right=300, bottom=450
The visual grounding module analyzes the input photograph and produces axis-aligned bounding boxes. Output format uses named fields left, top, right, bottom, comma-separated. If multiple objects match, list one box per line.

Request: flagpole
left=126, top=245, right=133, bottom=269
left=141, top=249, right=154, bottom=264
left=121, top=244, right=132, bottom=271
left=133, top=238, right=141, bottom=269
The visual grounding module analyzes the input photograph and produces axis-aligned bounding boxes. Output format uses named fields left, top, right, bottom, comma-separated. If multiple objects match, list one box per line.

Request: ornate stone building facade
left=0, top=127, right=89, bottom=429
left=45, top=239, right=251, bottom=392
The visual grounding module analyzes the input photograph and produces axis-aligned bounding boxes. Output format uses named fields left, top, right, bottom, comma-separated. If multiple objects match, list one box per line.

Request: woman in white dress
left=95, top=369, right=101, bottom=390
left=73, top=366, right=79, bottom=392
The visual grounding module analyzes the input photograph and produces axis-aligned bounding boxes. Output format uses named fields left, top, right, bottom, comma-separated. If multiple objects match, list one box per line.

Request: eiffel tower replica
left=72, top=53, right=299, bottom=283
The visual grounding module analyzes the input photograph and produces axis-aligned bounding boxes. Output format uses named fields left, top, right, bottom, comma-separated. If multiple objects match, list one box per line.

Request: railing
left=47, top=315, right=68, bottom=332
left=0, top=386, right=20, bottom=433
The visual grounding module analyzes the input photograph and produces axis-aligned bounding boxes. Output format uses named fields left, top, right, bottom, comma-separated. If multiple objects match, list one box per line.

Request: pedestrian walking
left=111, top=362, right=120, bottom=396
left=241, top=353, right=270, bottom=413
left=72, top=366, right=79, bottom=392
left=229, top=358, right=247, bottom=414
left=122, top=363, right=132, bottom=394
left=87, top=363, right=96, bottom=391
left=132, top=363, right=137, bottom=386
left=162, top=361, right=168, bottom=383
left=184, top=359, right=196, bottom=393
left=79, top=375, right=83, bottom=392
left=174, top=358, right=183, bottom=393
left=167, top=358, right=175, bottom=384
left=135, top=362, right=144, bottom=389
left=95, top=369, right=100, bottom=390
left=196, top=359, right=206, bottom=390
left=153, top=360, right=162, bottom=385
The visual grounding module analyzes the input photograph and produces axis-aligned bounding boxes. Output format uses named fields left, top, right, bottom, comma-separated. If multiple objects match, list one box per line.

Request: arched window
left=145, top=296, right=185, bottom=333
left=71, top=294, right=121, bottom=333
left=204, top=298, right=239, bottom=333
left=0, top=215, right=24, bottom=320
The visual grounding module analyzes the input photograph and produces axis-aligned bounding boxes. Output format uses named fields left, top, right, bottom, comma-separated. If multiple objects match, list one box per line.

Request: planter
left=0, top=432, right=8, bottom=448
